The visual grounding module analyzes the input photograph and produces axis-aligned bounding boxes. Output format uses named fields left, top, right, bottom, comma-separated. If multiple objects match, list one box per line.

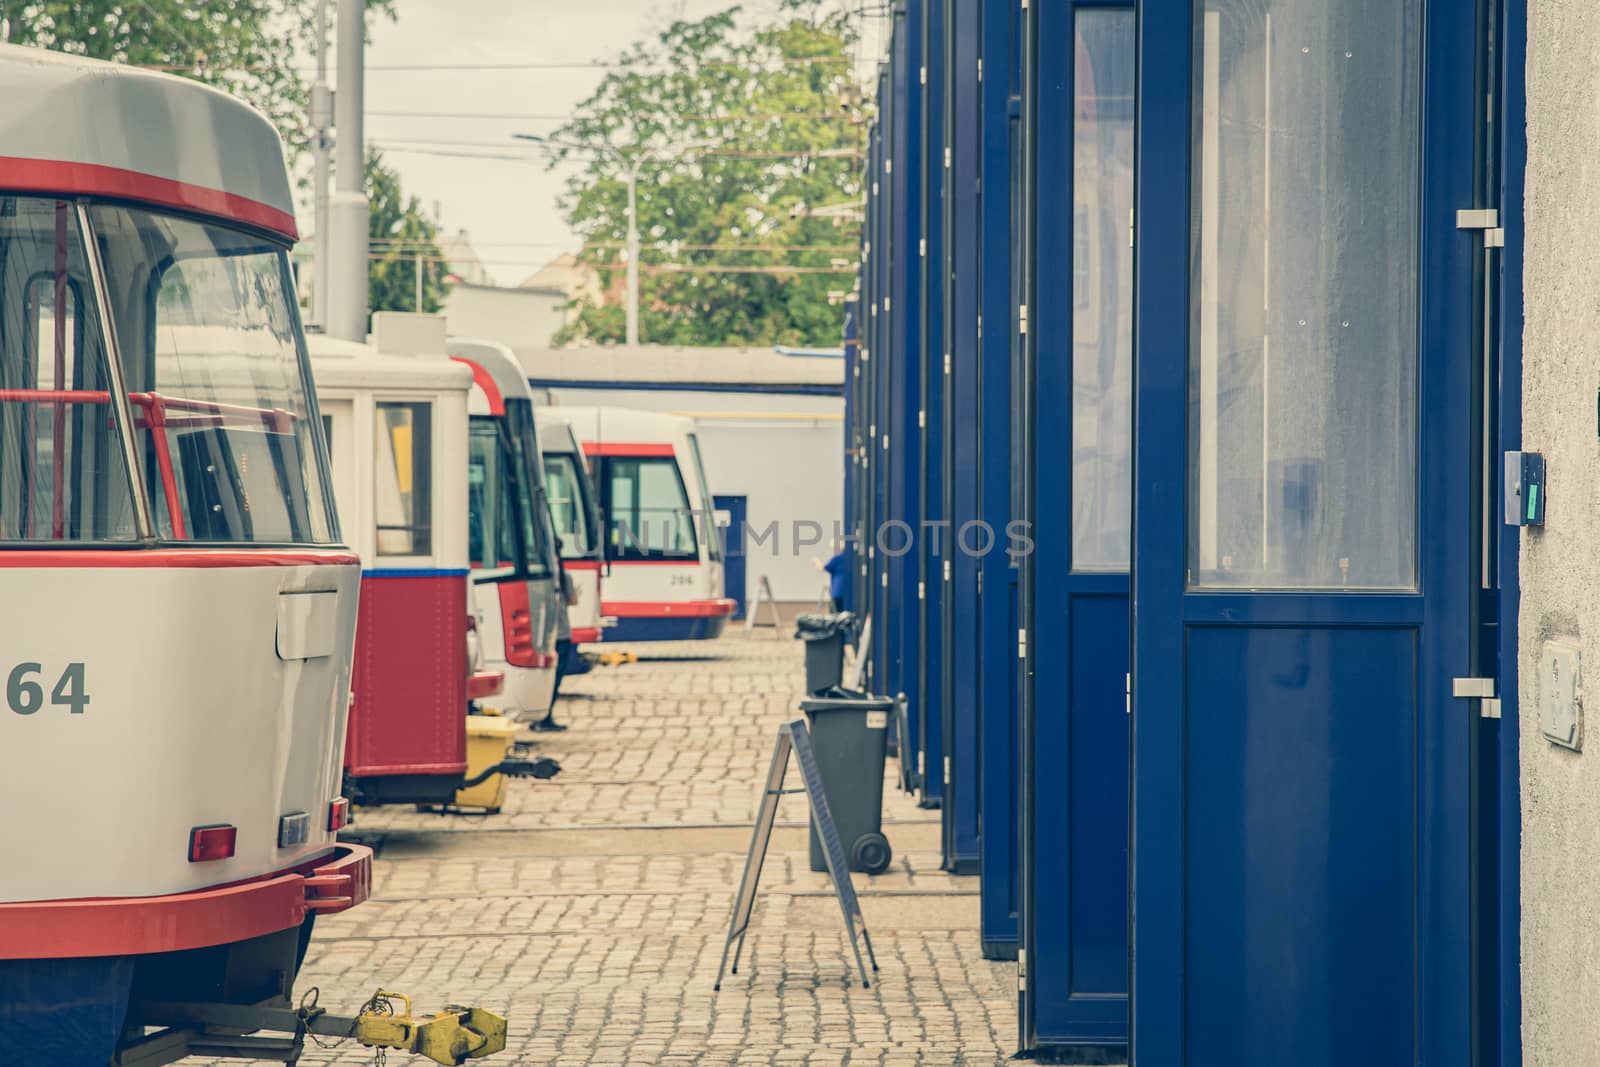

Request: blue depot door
left=714, top=495, right=748, bottom=619
left=1134, top=1, right=1480, bottom=1064
left=1022, top=0, right=1136, bottom=1049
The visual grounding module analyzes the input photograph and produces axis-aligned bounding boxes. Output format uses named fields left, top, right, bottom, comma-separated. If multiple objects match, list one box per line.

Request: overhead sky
left=305, top=0, right=887, bottom=287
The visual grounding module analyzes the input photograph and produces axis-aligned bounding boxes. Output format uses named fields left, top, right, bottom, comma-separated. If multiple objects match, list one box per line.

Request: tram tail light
left=328, top=797, right=351, bottom=832
left=188, top=824, right=237, bottom=863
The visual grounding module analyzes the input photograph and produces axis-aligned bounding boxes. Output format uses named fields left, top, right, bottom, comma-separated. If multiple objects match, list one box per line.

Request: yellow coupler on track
left=453, top=713, right=523, bottom=811
left=357, top=991, right=507, bottom=1064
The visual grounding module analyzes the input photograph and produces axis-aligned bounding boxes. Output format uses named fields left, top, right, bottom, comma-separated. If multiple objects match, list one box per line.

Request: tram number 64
left=6, top=663, right=89, bottom=716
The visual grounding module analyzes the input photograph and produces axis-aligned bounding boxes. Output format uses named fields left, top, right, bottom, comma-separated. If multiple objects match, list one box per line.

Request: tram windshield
left=603, top=455, right=698, bottom=561
left=468, top=419, right=547, bottom=579
left=542, top=451, right=595, bottom=560
left=87, top=204, right=334, bottom=544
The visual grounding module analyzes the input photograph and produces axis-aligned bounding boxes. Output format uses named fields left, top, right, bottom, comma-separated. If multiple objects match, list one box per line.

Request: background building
left=517, top=345, right=845, bottom=613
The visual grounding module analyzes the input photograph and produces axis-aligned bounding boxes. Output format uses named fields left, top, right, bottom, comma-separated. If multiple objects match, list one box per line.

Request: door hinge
left=1456, top=208, right=1505, bottom=248
left=1453, top=676, right=1502, bottom=719
left=920, top=237, right=926, bottom=258
left=944, top=352, right=952, bottom=376
left=1126, top=672, right=1132, bottom=715
left=920, top=65, right=927, bottom=86
left=944, top=754, right=951, bottom=787
left=1018, top=303, right=1028, bottom=335
left=943, top=559, right=952, bottom=582
left=918, top=580, right=925, bottom=601
left=918, top=409, right=926, bottom=429
left=977, top=57, right=983, bottom=82
left=1017, top=628, right=1027, bottom=659
left=944, top=146, right=952, bottom=169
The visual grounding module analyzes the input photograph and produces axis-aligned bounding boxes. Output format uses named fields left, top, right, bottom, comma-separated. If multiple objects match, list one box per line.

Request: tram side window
left=467, top=422, right=520, bottom=574
left=375, top=402, right=433, bottom=556
left=603, top=457, right=697, bottom=561
left=684, top=433, right=721, bottom=561
left=544, top=453, right=593, bottom=559
left=0, top=198, right=138, bottom=542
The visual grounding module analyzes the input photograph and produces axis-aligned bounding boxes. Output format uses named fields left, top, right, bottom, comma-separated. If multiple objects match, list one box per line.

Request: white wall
left=444, top=285, right=566, bottom=350
left=1521, top=6, right=1600, bottom=1063
left=547, top=386, right=844, bottom=604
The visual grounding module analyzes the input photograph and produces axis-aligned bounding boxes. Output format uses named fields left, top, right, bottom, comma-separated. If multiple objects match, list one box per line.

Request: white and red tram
left=0, top=45, right=370, bottom=1062
left=534, top=408, right=604, bottom=652
left=447, top=339, right=565, bottom=722
left=557, top=406, right=734, bottom=642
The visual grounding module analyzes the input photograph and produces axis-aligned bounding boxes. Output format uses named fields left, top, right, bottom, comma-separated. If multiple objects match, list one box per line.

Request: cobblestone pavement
left=205, top=632, right=1016, bottom=1066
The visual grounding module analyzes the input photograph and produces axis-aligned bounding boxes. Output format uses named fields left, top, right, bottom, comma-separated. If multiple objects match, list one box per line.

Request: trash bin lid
left=795, top=611, right=855, bottom=640
left=800, top=688, right=894, bottom=712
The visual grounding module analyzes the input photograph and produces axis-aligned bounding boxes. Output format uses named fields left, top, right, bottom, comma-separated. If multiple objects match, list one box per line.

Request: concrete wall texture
left=1521, top=5, right=1600, bottom=1062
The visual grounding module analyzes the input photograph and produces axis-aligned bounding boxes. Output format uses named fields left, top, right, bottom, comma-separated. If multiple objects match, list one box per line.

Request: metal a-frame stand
left=714, top=719, right=879, bottom=989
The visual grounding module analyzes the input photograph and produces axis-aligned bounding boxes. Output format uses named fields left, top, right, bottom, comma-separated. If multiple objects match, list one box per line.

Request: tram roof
left=0, top=45, right=297, bottom=240
left=305, top=332, right=473, bottom=393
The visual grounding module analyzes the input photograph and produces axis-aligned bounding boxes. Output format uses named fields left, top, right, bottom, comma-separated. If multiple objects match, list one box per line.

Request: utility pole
left=415, top=252, right=424, bottom=311
left=624, top=158, right=641, bottom=347
left=310, top=0, right=332, bottom=329
left=327, top=0, right=369, bottom=343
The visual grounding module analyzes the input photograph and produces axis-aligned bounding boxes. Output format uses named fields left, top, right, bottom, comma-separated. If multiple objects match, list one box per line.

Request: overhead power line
left=368, top=252, right=854, bottom=275
left=372, top=238, right=860, bottom=253
left=370, top=137, right=861, bottom=161
left=142, top=56, right=852, bottom=74
left=369, top=110, right=855, bottom=123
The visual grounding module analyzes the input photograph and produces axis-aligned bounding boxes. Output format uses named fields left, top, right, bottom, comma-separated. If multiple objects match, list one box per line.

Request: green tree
left=549, top=1, right=863, bottom=347
left=0, top=1, right=393, bottom=158
left=366, top=150, right=449, bottom=316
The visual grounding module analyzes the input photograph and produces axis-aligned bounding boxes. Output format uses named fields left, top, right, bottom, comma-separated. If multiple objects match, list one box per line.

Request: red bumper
left=467, top=670, right=505, bottom=700
left=0, top=844, right=373, bottom=960
left=570, top=626, right=602, bottom=644
left=601, top=598, right=738, bottom=618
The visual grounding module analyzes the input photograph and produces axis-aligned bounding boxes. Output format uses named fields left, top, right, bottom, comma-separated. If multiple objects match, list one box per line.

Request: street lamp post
left=514, top=134, right=714, bottom=347
left=623, top=156, right=641, bottom=347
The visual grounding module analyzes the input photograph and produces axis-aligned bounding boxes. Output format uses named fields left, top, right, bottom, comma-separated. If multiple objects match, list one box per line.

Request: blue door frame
left=714, top=495, right=748, bottom=619
left=1020, top=0, right=1134, bottom=1050
left=1134, top=1, right=1479, bottom=1063
left=1496, top=2, right=1526, bottom=1063
left=891, top=0, right=927, bottom=785
left=918, top=0, right=947, bottom=812
left=943, top=0, right=983, bottom=876
left=976, top=0, right=1021, bottom=958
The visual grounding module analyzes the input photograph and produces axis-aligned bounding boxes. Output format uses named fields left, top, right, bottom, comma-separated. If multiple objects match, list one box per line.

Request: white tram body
left=447, top=338, right=565, bottom=719
left=535, top=408, right=604, bottom=646
left=305, top=318, right=505, bottom=807
left=557, top=406, right=734, bottom=642
left=0, top=44, right=367, bottom=1059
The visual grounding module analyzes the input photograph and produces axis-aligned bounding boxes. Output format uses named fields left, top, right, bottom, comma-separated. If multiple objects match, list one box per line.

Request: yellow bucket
left=453, top=715, right=522, bottom=811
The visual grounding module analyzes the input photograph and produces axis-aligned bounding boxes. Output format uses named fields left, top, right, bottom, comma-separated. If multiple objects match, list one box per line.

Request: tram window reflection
left=375, top=401, right=433, bottom=556
left=1187, top=0, right=1420, bottom=590
left=88, top=205, right=336, bottom=545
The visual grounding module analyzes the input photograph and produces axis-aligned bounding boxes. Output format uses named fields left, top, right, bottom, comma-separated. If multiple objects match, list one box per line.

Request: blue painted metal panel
left=976, top=0, right=1021, bottom=957
left=944, top=0, right=983, bottom=875
left=1496, top=0, right=1526, bottom=1060
left=1184, top=627, right=1419, bottom=1064
left=918, top=0, right=946, bottom=811
left=714, top=494, right=748, bottom=618
left=1132, top=1, right=1480, bottom=1064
